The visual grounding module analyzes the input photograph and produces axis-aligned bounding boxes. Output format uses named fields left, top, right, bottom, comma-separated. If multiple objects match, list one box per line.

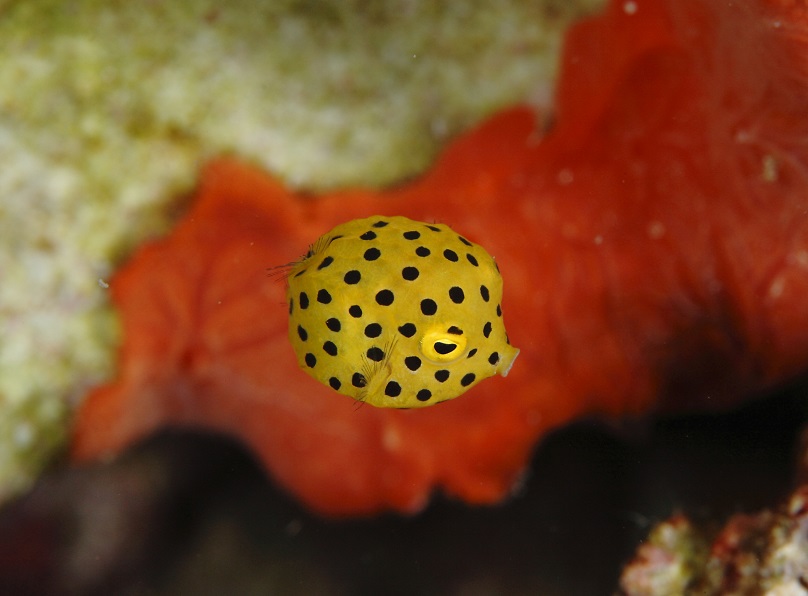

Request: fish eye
left=420, top=327, right=467, bottom=363
left=433, top=341, right=457, bottom=355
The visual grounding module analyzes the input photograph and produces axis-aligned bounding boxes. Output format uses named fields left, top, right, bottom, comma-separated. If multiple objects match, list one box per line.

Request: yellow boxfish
left=285, top=216, right=519, bottom=408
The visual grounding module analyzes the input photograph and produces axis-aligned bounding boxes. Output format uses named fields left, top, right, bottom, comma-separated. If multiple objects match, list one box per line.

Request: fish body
left=286, top=216, right=519, bottom=408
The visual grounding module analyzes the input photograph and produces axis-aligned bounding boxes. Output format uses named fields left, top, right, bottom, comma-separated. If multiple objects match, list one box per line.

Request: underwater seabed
left=3, top=0, right=807, bottom=592
left=0, top=378, right=805, bottom=594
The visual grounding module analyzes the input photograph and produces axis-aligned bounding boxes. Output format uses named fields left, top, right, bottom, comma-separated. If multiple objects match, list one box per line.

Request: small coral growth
left=620, top=486, right=808, bottom=595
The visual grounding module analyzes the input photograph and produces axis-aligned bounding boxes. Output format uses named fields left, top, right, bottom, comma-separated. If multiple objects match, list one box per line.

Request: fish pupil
left=434, top=341, right=457, bottom=355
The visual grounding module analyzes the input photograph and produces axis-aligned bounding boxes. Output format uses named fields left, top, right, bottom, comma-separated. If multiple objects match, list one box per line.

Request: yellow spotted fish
left=285, top=216, right=519, bottom=408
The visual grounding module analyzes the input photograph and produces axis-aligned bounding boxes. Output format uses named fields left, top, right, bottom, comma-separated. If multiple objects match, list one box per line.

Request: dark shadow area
left=0, top=379, right=805, bottom=595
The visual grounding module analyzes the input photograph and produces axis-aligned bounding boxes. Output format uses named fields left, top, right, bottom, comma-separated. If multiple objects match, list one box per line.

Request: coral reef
left=0, top=0, right=595, bottom=501
left=72, top=0, right=808, bottom=516
left=619, top=486, right=808, bottom=595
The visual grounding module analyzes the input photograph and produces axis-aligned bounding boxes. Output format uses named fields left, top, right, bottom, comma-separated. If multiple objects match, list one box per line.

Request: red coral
left=72, top=0, right=808, bottom=516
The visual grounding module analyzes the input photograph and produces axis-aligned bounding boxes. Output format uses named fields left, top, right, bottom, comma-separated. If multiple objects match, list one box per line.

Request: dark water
left=1, top=379, right=806, bottom=596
